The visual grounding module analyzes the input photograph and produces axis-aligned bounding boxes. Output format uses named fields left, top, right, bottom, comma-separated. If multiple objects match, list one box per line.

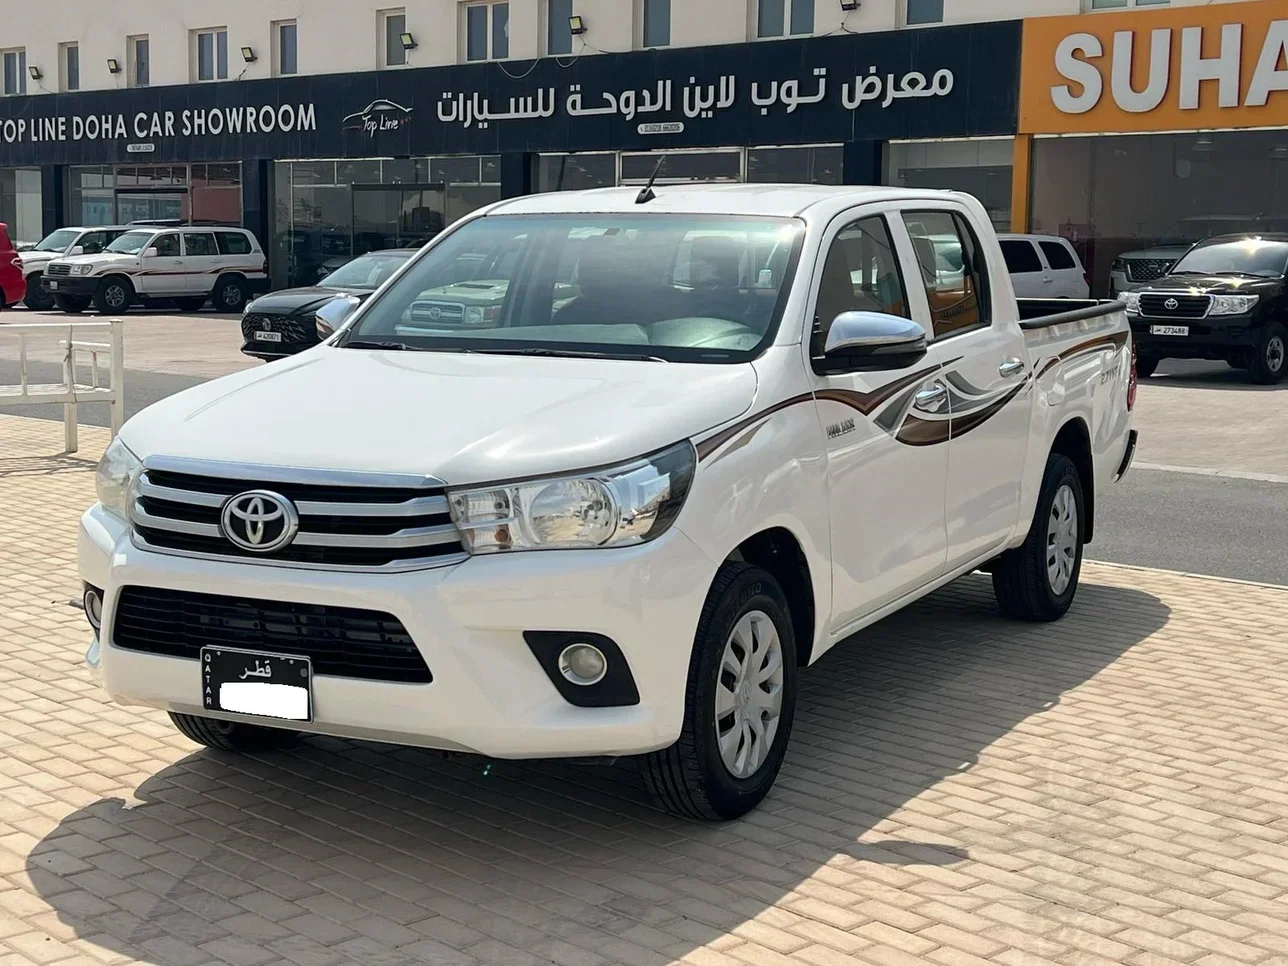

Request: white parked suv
left=80, top=185, right=1136, bottom=819
left=43, top=225, right=268, bottom=314
left=18, top=225, right=132, bottom=311
left=998, top=233, right=1089, bottom=299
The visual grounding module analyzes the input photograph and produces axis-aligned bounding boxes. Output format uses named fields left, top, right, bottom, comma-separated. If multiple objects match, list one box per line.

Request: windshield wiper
left=1171, top=270, right=1268, bottom=278
left=343, top=340, right=417, bottom=351
left=465, top=347, right=668, bottom=362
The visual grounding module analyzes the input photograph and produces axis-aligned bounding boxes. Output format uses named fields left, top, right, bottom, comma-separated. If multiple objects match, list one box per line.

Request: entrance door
left=352, top=183, right=446, bottom=257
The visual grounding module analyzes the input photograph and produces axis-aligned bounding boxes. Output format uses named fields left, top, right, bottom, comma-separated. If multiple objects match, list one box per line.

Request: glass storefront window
left=64, top=163, right=242, bottom=229
left=0, top=167, right=43, bottom=248
left=620, top=150, right=742, bottom=183
left=884, top=138, right=1014, bottom=231
left=747, top=145, right=843, bottom=185
left=1031, top=131, right=1288, bottom=297
left=538, top=145, right=844, bottom=193
left=537, top=154, right=617, bottom=192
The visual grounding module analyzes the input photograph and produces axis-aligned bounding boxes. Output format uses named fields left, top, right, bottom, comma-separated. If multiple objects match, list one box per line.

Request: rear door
left=182, top=231, right=221, bottom=295
left=1039, top=239, right=1088, bottom=298
left=216, top=230, right=261, bottom=281
left=999, top=238, right=1048, bottom=297
left=137, top=232, right=183, bottom=296
left=901, top=207, right=1031, bottom=569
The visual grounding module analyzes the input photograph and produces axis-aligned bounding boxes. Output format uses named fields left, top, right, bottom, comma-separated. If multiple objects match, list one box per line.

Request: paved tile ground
left=4, top=413, right=1288, bottom=966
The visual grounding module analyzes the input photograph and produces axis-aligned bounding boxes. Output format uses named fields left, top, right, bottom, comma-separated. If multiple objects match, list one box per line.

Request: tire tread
left=168, top=712, right=298, bottom=752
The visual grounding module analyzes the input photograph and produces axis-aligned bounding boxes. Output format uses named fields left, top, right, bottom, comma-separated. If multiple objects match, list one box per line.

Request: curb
left=1088, top=558, right=1288, bottom=593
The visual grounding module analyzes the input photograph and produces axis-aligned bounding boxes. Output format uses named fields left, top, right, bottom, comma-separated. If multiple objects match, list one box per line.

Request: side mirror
left=315, top=295, right=362, bottom=340
left=68, top=245, right=85, bottom=256
left=818, top=311, right=928, bottom=373
left=143, top=247, right=159, bottom=259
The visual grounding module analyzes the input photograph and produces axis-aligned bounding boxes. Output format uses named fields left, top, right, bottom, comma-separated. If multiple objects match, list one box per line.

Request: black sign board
left=0, top=21, right=1021, bottom=167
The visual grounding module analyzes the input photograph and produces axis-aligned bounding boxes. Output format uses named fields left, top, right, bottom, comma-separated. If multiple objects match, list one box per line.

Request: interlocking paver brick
left=5, top=408, right=1288, bottom=966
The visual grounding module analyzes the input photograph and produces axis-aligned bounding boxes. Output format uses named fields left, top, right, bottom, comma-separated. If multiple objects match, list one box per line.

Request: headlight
left=1210, top=294, right=1259, bottom=316
left=95, top=438, right=143, bottom=519
left=72, top=264, right=96, bottom=276
left=1123, top=292, right=1141, bottom=315
left=1112, top=258, right=1125, bottom=273
left=465, top=306, right=485, bottom=325
left=449, top=441, right=696, bottom=554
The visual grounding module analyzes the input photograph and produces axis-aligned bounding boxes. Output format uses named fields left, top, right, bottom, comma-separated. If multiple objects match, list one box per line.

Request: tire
left=1248, top=323, right=1287, bottom=385
left=94, top=277, right=133, bottom=314
left=53, top=295, right=90, bottom=314
left=640, top=563, right=798, bottom=821
left=23, top=275, right=54, bottom=311
left=992, top=453, right=1085, bottom=623
left=213, top=276, right=247, bottom=313
left=1135, top=355, right=1159, bottom=379
left=176, top=297, right=207, bottom=312
left=169, top=712, right=299, bottom=752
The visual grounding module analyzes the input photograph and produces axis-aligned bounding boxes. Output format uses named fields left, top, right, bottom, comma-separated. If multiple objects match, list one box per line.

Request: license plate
left=202, top=647, right=312, bottom=722
left=1150, top=325, right=1189, bottom=337
left=255, top=331, right=282, bottom=342
left=47, top=280, right=58, bottom=290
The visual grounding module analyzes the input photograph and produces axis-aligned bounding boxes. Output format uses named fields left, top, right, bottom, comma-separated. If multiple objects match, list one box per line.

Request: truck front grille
left=1124, top=258, right=1175, bottom=283
left=46, top=263, right=72, bottom=277
left=130, top=459, right=467, bottom=573
left=1139, top=293, right=1212, bottom=320
left=409, top=300, right=466, bottom=325
left=241, top=312, right=314, bottom=345
left=112, top=586, right=432, bottom=683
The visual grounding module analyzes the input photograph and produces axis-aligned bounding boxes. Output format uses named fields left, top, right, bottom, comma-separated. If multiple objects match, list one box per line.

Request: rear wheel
left=23, top=275, right=53, bottom=310
left=213, top=276, right=247, bottom=313
left=992, top=453, right=1085, bottom=622
left=94, top=277, right=133, bottom=314
left=176, top=297, right=207, bottom=312
left=169, top=713, right=299, bottom=752
left=1135, top=355, right=1159, bottom=379
left=53, top=295, right=90, bottom=314
left=1249, top=323, right=1287, bottom=385
left=640, top=563, right=798, bottom=820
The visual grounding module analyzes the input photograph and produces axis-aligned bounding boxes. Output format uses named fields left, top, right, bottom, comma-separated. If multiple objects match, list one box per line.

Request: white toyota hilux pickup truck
left=81, top=185, right=1138, bottom=819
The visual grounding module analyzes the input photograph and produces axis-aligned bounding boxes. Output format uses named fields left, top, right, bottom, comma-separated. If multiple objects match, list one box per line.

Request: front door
left=181, top=231, right=221, bottom=295
left=901, top=208, right=1031, bottom=569
left=811, top=210, right=949, bottom=630
left=137, top=232, right=183, bottom=296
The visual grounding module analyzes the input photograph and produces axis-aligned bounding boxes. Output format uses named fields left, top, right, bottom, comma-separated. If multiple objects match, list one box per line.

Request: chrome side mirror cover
left=818, top=311, right=929, bottom=373
left=315, top=295, right=362, bottom=340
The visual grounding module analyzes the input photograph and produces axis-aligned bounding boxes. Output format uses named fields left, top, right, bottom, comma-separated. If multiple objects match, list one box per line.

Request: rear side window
left=1040, top=241, right=1077, bottom=271
left=902, top=210, right=991, bottom=339
left=153, top=233, right=181, bottom=257
left=1000, top=240, right=1043, bottom=274
left=216, top=232, right=252, bottom=255
left=184, top=232, right=218, bottom=256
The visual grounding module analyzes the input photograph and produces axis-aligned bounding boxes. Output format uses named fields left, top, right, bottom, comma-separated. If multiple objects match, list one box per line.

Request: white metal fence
left=0, top=320, right=125, bottom=453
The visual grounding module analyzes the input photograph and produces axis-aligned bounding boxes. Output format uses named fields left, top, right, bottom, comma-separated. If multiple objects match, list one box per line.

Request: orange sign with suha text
left=1020, top=1, right=1288, bottom=134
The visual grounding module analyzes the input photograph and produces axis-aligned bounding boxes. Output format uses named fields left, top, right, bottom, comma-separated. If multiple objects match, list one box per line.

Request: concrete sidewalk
left=4, top=413, right=1288, bottom=966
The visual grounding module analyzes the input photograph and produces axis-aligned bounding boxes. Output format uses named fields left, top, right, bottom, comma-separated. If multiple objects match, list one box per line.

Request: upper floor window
left=275, top=21, right=298, bottom=75
left=129, top=35, right=149, bottom=87
left=906, top=0, right=944, bottom=25
left=194, top=27, right=228, bottom=81
left=2, top=50, right=27, bottom=96
left=758, top=0, right=813, bottom=39
left=548, top=0, right=574, bottom=55
left=60, top=43, right=80, bottom=92
left=1090, top=0, right=1169, bottom=7
left=466, top=2, right=509, bottom=62
left=642, top=0, right=670, bottom=48
left=382, top=10, right=408, bottom=67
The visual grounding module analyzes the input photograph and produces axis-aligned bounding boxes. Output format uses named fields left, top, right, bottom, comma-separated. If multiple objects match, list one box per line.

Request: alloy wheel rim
left=1268, top=336, right=1285, bottom=373
left=222, top=285, right=240, bottom=306
left=1046, top=484, right=1078, bottom=596
left=715, top=609, right=784, bottom=780
left=106, top=287, right=125, bottom=307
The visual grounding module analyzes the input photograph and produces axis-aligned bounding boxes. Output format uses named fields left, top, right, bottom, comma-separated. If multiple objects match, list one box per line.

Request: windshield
left=1171, top=238, right=1288, bottom=278
left=105, top=231, right=156, bottom=255
left=343, top=214, right=804, bottom=362
left=32, top=229, right=81, bottom=253
left=321, top=253, right=412, bottom=290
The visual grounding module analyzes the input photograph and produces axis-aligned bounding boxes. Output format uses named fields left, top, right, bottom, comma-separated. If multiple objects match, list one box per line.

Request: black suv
left=1127, top=233, right=1288, bottom=384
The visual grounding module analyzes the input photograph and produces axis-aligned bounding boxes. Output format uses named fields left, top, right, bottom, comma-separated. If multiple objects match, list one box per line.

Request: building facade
left=0, top=0, right=1278, bottom=294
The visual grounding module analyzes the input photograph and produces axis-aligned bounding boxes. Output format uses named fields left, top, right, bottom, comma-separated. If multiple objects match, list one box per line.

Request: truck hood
left=247, top=286, right=372, bottom=316
left=1146, top=274, right=1282, bottom=294
left=49, top=252, right=141, bottom=272
left=121, top=347, right=759, bottom=483
left=19, top=251, right=59, bottom=269
left=1118, top=245, right=1191, bottom=261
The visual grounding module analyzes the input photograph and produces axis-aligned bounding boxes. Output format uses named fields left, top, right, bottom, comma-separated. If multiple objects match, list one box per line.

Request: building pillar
left=1010, top=135, right=1033, bottom=234
left=40, top=165, right=64, bottom=236
left=842, top=140, right=883, bottom=186
left=500, top=152, right=534, bottom=199
left=241, top=159, right=270, bottom=245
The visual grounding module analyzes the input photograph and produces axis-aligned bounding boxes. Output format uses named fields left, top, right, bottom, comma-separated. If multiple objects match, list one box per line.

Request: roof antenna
left=635, top=157, right=665, bottom=205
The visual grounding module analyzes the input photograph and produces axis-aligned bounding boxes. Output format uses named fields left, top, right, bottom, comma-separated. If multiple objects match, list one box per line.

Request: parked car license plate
left=255, top=331, right=283, bottom=342
left=47, top=280, right=58, bottom=290
left=202, top=647, right=312, bottom=721
left=1150, top=325, right=1189, bottom=337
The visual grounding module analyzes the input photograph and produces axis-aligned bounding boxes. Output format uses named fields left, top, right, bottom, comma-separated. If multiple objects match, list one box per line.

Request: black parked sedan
left=240, top=249, right=416, bottom=361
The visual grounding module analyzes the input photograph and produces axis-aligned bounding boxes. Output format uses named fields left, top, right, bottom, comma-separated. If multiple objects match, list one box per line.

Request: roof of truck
left=488, top=184, right=975, bottom=220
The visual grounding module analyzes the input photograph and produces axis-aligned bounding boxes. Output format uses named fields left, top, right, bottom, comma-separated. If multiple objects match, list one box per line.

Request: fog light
left=83, top=585, right=103, bottom=633
left=558, top=643, right=607, bottom=686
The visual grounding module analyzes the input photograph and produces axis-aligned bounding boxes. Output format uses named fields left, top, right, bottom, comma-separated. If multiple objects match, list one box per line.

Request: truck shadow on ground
left=1149, top=359, right=1288, bottom=391
left=27, top=574, right=1170, bottom=966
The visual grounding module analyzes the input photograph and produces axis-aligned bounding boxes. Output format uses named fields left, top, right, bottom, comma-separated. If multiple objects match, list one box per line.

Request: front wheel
left=94, top=277, right=133, bottom=314
left=53, top=294, right=90, bottom=314
left=23, top=275, right=54, bottom=311
left=640, top=563, right=798, bottom=821
left=992, top=453, right=1085, bottom=622
left=169, top=713, right=299, bottom=752
left=1249, top=323, right=1287, bottom=385
left=1135, top=355, right=1159, bottom=379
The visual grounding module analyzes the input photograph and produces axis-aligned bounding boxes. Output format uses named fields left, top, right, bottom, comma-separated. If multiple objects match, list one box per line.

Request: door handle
left=913, top=383, right=948, bottom=413
left=999, top=358, right=1026, bottom=378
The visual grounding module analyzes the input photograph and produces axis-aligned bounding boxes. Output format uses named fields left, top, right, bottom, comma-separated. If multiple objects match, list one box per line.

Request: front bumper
left=1130, top=315, right=1258, bottom=357
left=79, top=504, right=715, bottom=759
left=42, top=275, right=98, bottom=297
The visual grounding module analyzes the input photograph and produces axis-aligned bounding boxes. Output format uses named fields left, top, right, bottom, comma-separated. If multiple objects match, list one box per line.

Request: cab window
left=152, top=233, right=181, bottom=257
left=183, top=232, right=218, bottom=256
left=813, top=215, right=909, bottom=346
left=903, top=210, right=991, bottom=339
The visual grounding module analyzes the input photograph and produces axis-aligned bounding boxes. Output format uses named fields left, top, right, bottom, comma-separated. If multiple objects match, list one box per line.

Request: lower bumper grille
left=112, top=586, right=432, bottom=684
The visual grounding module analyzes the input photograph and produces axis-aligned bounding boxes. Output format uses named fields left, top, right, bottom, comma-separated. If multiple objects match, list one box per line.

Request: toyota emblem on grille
left=1165, top=298, right=1179, bottom=310
left=220, top=490, right=300, bottom=553
left=428, top=306, right=442, bottom=320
